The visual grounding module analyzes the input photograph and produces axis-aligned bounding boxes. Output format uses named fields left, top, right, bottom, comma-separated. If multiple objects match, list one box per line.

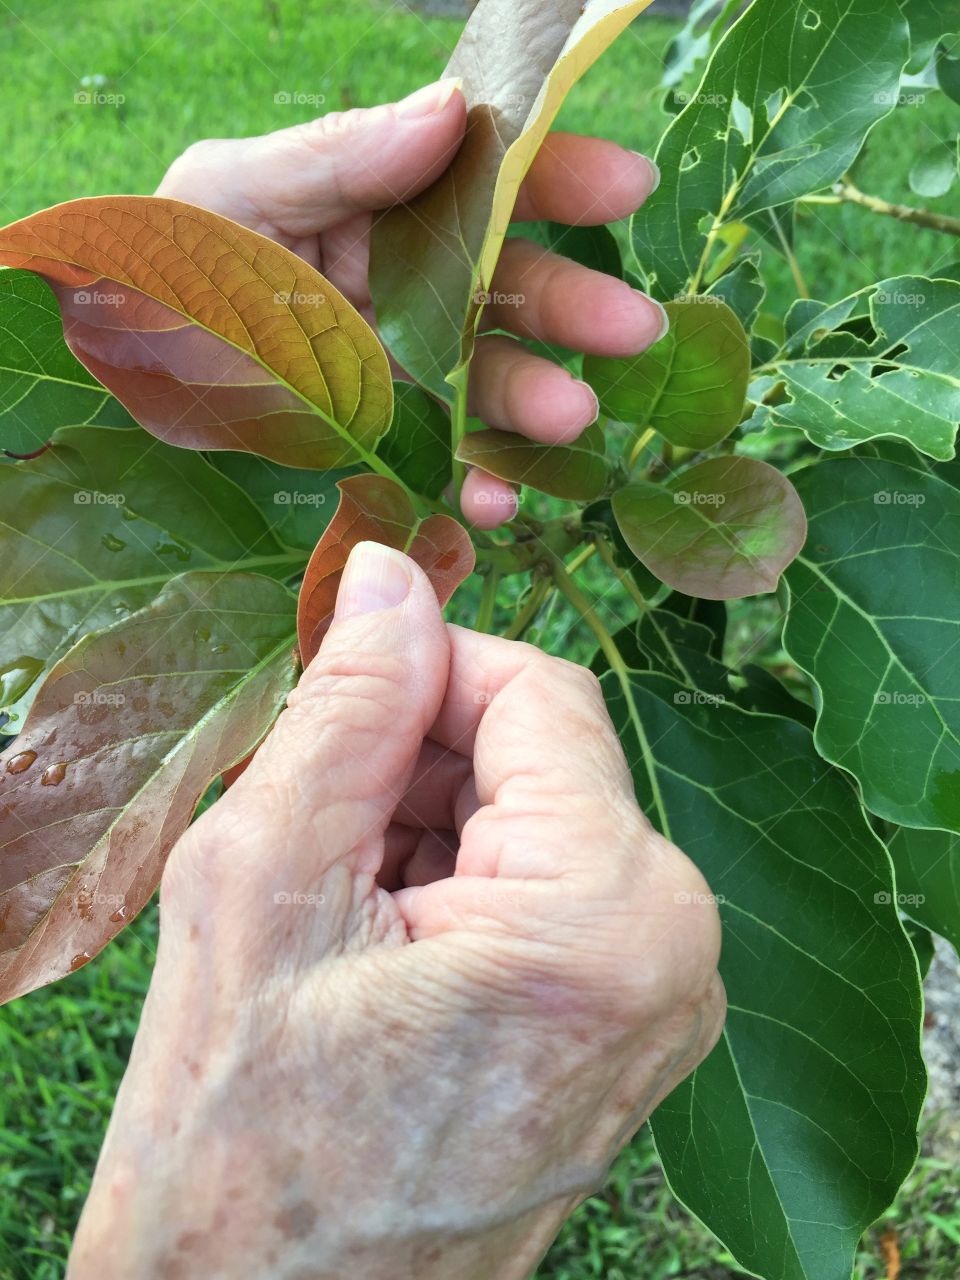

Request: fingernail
left=572, top=379, right=600, bottom=426
left=631, top=151, right=661, bottom=194
left=335, top=542, right=412, bottom=619
left=396, top=77, right=463, bottom=120
left=650, top=297, right=670, bottom=341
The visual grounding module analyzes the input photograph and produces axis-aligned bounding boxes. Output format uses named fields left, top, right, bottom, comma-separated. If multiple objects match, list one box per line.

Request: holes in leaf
left=802, top=10, right=821, bottom=30
left=680, top=147, right=702, bottom=171
left=826, top=363, right=850, bottom=381
left=765, top=88, right=785, bottom=122
left=794, top=88, right=818, bottom=112
left=731, top=93, right=754, bottom=145
left=871, top=342, right=908, bottom=378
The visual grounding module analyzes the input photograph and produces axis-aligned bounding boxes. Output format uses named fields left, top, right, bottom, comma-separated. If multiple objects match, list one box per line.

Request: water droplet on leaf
left=6, top=750, right=37, bottom=774
left=101, top=533, right=125, bottom=552
left=41, top=762, right=67, bottom=786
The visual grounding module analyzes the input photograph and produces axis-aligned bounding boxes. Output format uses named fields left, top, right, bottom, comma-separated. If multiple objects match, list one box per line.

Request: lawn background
left=1, top=2, right=958, bottom=1277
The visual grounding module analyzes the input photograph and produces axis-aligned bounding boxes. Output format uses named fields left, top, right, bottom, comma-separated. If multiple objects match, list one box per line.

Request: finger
left=392, top=739, right=473, bottom=831
left=460, top=467, right=518, bottom=530
left=469, top=335, right=599, bottom=444
left=485, top=238, right=667, bottom=356
left=182, top=545, right=451, bottom=891
left=401, top=830, right=458, bottom=888
left=237, top=79, right=466, bottom=234
left=513, top=134, right=659, bottom=224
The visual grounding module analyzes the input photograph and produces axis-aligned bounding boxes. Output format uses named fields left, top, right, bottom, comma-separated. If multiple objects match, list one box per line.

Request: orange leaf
left=0, top=197, right=392, bottom=469
left=297, top=476, right=475, bottom=665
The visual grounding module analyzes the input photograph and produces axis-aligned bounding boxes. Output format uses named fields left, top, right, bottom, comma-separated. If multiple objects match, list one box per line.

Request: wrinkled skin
left=69, top=543, right=724, bottom=1280
left=155, top=78, right=667, bottom=530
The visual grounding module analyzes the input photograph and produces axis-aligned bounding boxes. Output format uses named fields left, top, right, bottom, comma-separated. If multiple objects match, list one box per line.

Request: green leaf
left=377, top=383, right=452, bottom=501
left=211, top=452, right=357, bottom=552
left=889, top=827, right=960, bottom=953
left=516, top=220, right=623, bottom=279
left=0, top=572, right=299, bottom=1003
left=0, top=269, right=133, bottom=456
left=584, top=299, right=749, bottom=450
left=369, top=0, right=656, bottom=397
left=661, top=0, right=741, bottom=90
left=783, top=458, right=960, bottom=834
left=599, top=667, right=925, bottom=1280
left=909, top=140, right=959, bottom=197
left=936, top=42, right=960, bottom=102
left=612, top=456, right=807, bottom=599
left=704, top=255, right=766, bottom=331
left=755, top=276, right=960, bottom=460
left=901, top=0, right=960, bottom=71
left=633, top=0, right=910, bottom=297
left=455, top=420, right=607, bottom=501
left=0, top=426, right=301, bottom=733
left=903, top=918, right=936, bottom=978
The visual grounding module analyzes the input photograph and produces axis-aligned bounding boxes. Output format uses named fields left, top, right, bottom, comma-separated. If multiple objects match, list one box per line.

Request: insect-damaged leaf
left=753, top=276, right=960, bottom=461
left=369, top=0, right=656, bottom=398
left=783, top=458, right=960, bottom=835
left=296, top=476, right=475, bottom=666
left=632, top=0, right=909, bottom=297
left=597, top=665, right=925, bottom=1280
left=0, top=573, right=298, bottom=1004
left=612, top=456, right=807, bottom=599
left=0, top=270, right=134, bottom=457
left=0, top=197, right=392, bottom=469
left=583, top=298, right=749, bottom=451
left=455, top=420, right=607, bottom=501
left=0, top=426, right=302, bottom=734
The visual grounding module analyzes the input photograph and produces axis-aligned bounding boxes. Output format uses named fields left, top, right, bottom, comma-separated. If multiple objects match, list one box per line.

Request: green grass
left=2, top=1, right=960, bottom=1276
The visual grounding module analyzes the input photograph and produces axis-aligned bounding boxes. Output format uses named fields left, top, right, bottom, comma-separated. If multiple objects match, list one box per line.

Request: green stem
left=549, top=556, right=671, bottom=839
left=476, top=566, right=500, bottom=633
left=448, top=363, right=470, bottom=506
left=504, top=577, right=552, bottom=641
left=593, top=537, right=649, bottom=614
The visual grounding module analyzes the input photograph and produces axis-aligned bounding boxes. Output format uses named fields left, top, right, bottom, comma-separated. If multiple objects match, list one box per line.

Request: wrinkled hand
left=156, top=79, right=666, bottom=528
left=69, top=543, right=725, bottom=1280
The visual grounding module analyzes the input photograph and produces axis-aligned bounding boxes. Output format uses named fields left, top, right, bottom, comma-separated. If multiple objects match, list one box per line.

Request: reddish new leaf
left=297, top=476, right=475, bottom=665
left=0, top=197, right=392, bottom=469
left=0, top=573, right=298, bottom=1003
left=612, top=457, right=807, bottom=599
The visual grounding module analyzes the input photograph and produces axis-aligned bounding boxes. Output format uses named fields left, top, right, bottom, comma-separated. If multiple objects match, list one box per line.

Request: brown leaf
left=0, top=573, right=298, bottom=1003
left=297, top=476, right=475, bottom=665
left=370, top=0, right=656, bottom=396
left=0, top=197, right=392, bottom=468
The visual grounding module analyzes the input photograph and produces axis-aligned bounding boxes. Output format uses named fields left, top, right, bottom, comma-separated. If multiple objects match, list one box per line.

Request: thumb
left=175, top=543, right=451, bottom=903
left=240, top=79, right=466, bottom=233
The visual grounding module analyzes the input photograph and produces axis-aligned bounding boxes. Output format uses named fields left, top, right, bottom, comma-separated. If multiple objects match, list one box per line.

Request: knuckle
left=286, top=648, right=412, bottom=738
left=295, top=107, right=365, bottom=149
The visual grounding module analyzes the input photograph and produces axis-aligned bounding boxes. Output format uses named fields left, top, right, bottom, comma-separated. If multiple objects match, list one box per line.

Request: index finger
left=429, top=626, right=637, bottom=808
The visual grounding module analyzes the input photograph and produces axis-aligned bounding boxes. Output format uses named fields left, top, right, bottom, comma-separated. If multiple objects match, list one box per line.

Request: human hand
left=156, top=80, right=666, bottom=529
left=69, top=542, right=724, bottom=1280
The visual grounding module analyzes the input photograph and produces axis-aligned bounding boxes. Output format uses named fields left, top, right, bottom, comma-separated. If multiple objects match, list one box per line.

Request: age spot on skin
left=273, top=1200, right=317, bottom=1240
